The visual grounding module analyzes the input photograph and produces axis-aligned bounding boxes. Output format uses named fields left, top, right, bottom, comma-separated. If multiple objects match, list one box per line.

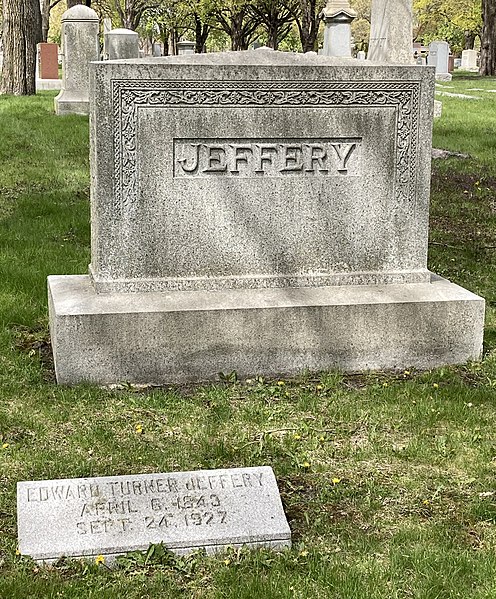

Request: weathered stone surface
left=461, top=49, right=478, bottom=71
left=428, top=41, right=452, bottom=81
left=321, top=0, right=357, bottom=58
left=54, top=5, right=99, bottom=116
left=18, top=467, right=291, bottom=562
left=88, top=51, right=434, bottom=293
left=368, top=0, right=414, bottom=64
left=104, top=28, right=139, bottom=60
left=48, top=48, right=485, bottom=385
left=48, top=274, right=484, bottom=385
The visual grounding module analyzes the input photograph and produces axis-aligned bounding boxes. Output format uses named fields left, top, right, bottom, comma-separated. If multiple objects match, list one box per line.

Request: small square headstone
left=17, top=466, right=291, bottom=562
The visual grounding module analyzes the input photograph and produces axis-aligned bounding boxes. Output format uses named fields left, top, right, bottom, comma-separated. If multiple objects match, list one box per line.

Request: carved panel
left=111, top=80, right=421, bottom=214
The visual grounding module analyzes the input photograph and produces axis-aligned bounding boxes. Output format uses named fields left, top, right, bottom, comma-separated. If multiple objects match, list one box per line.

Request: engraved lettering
left=177, top=144, right=200, bottom=173
left=253, top=472, right=263, bottom=486
left=203, top=146, right=227, bottom=173
left=151, top=498, right=162, bottom=511
left=304, top=144, right=328, bottom=173
left=174, top=138, right=361, bottom=178
left=118, top=518, right=132, bottom=531
left=232, top=146, right=253, bottom=173
left=242, top=473, right=253, bottom=487
left=331, top=142, right=357, bottom=173
left=282, top=145, right=303, bottom=172
left=231, top=474, right=243, bottom=488
left=27, top=488, right=38, bottom=502
left=76, top=522, right=87, bottom=534
left=254, top=144, right=277, bottom=173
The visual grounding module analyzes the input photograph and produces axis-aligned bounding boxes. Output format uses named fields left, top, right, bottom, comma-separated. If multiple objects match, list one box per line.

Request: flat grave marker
left=17, top=466, right=291, bottom=562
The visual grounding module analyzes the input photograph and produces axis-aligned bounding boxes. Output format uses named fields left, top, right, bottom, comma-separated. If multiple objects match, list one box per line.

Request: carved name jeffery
left=174, top=138, right=361, bottom=177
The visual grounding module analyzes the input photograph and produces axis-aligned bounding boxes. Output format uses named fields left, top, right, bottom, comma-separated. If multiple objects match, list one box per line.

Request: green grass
left=0, top=76, right=496, bottom=598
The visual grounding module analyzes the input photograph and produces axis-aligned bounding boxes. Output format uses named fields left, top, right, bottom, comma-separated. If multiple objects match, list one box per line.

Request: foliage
left=414, top=0, right=482, bottom=52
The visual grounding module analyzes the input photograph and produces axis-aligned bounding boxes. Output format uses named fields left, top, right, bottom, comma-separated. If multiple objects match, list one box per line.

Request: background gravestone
left=54, top=5, right=100, bottom=116
left=321, top=0, right=357, bottom=58
left=38, top=43, right=58, bottom=79
left=461, top=49, right=478, bottom=71
left=104, top=29, right=139, bottom=61
left=36, top=42, right=61, bottom=91
left=368, top=0, right=414, bottom=64
left=428, top=41, right=452, bottom=81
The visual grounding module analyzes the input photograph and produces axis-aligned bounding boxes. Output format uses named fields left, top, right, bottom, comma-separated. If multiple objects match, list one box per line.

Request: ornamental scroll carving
left=110, top=80, right=421, bottom=213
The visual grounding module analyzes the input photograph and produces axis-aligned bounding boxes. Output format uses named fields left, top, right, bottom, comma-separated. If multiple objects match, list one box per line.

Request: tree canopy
left=2, top=0, right=496, bottom=95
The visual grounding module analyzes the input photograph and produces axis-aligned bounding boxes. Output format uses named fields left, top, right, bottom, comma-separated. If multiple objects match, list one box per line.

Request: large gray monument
left=48, top=49, right=485, bottom=385
left=54, top=5, right=99, bottom=115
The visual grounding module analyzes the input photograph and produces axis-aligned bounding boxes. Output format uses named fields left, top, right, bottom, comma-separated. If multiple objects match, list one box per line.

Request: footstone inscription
left=17, top=467, right=291, bottom=562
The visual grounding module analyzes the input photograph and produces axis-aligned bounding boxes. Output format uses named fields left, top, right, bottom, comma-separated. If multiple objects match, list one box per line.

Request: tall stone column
left=321, top=0, right=357, bottom=57
left=368, top=0, right=414, bottom=64
left=54, top=4, right=99, bottom=116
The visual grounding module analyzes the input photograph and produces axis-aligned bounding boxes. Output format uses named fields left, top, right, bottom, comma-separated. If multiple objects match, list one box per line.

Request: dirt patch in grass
left=11, top=324, right=55, bottom=381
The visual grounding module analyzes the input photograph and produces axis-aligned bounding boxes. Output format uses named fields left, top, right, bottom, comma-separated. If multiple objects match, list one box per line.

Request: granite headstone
left=48, top=49, right=485, bottom=384
left=54, top=5, right=100, bottom=115
left=18, top=466, right=291, bottom=562
left=368, top=0, right=414, bottom=64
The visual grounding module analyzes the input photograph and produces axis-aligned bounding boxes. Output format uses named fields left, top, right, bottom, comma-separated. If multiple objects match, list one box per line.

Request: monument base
left=48, top=274, right=485, bottom=385
left=54, top=91, right=89, bottom=115
left=36, top=79, right=62, bottom=91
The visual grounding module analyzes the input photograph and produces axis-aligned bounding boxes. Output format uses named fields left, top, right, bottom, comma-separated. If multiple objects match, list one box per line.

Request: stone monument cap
left=62, top=4, right=99, bottom=21
left=108, top=28, right=138, bottom=36
left=105, top=47, right=417, bottom=68
left=321, top=0, right=357, bottom=19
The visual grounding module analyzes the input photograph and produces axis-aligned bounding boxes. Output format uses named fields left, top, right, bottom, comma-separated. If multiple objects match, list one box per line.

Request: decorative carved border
left=111, top=79, right=421, bottom=214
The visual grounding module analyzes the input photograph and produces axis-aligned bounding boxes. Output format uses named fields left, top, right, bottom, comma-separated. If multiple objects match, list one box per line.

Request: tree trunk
left=480, top=0, right=496, bottom=76
left=295, top=0, right=319, bottom=52
left=464, top=31, right=476, bottom=50
left=0, top=0, right=42, bottom=95
left=194, top=16, right=209, bottom=53
left=41, top=0, right=50, bottom=41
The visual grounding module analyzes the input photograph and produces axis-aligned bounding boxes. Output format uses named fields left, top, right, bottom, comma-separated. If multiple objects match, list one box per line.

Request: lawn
left=0, top=73, right=496, bottom=598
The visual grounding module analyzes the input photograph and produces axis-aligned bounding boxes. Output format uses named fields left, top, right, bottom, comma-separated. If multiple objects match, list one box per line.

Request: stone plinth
left=48, top=50, right=485, bottom=384
left=104, top=28, right=139, bottom=60
left=49, top=274, right=483, bottom=384
left=18, top=467, right=291, bottom=562
left=54, top=5, right=99, bottom=116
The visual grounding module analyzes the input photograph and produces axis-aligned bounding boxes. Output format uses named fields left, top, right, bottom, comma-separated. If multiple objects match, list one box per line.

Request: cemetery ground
left=0, top=72, right=496, bottom=598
